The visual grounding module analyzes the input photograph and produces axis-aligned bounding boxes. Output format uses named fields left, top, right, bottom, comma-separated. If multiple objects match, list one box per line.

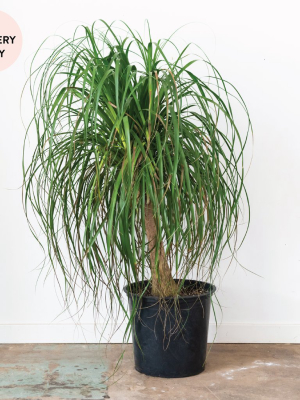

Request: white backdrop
left=0, top=0, right=299, bottom=343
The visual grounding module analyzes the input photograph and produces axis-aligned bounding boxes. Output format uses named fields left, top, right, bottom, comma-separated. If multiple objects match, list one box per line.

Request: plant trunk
left=144, top=201, right=177, bottom=297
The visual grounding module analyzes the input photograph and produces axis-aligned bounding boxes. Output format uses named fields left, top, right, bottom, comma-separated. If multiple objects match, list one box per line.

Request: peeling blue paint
left=0, top=344, right=109, bottom=399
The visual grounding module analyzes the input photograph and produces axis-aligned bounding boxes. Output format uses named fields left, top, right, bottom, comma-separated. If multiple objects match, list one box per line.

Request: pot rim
left=123, top=279, right=216, bottom=302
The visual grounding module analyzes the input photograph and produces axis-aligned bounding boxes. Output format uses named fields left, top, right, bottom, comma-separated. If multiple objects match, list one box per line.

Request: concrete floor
left=0, top=344, right=299, bottom=399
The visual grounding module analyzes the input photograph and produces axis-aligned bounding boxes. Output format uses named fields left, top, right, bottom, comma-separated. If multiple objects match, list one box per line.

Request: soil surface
left=134, top=282, right=209, bottom=297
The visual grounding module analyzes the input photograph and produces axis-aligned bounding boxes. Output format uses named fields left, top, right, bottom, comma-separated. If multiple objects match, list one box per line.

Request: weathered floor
left=0, top=344, right=299, bottom=399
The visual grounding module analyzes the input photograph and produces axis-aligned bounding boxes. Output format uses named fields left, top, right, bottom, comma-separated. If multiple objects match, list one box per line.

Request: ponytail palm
left=23, top=20, right=251, bottom=319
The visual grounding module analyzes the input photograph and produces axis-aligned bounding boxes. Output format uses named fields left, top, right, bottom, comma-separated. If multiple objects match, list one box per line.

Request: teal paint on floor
left=0, top=344, right=109, bottom=399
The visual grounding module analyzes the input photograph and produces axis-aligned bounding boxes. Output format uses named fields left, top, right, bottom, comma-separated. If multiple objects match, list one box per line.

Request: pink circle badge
left=0, top=11, right=22, bottom=71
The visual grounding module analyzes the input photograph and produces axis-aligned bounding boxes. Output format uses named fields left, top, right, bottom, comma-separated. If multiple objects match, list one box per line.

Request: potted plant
left=23, top=20, right=251, bottom=378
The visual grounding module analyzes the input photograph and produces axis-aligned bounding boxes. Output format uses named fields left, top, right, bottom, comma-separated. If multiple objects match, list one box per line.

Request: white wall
left=0, top=0, right=300, bottom=343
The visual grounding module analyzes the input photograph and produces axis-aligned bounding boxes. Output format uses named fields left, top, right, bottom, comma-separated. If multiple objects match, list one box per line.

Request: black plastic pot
left=124, top=279, right=216, bottom=378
